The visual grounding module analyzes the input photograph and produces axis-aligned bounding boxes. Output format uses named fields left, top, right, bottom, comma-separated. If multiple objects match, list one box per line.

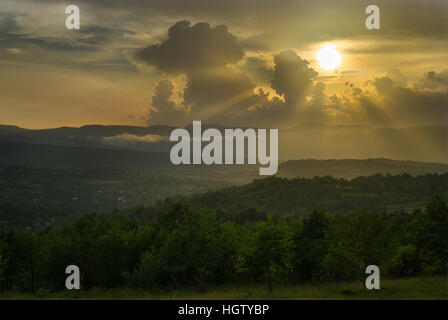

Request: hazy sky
left=0, top=0, right=447, bottom=129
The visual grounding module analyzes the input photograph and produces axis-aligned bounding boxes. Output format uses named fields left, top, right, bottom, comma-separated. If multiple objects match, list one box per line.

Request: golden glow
left=316, top=44, right=341, bottom=70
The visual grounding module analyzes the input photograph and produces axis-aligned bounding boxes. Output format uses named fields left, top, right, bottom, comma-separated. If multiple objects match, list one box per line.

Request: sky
left=0, top=0, right=447, bottom=129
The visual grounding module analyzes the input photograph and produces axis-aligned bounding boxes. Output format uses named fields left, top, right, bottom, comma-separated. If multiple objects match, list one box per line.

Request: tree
left=293, top=210, right=331, bottom=281
left=415, top=195, right=448, bottom=275
left=323, top=211, right=392, bottom=281
left=0, top=253, right=6, bottom=291
left=243, top=218, right=293, bottom=293
left=131, top=202, right=238, bottom=288
left=323, top=241, right=361, bottom=281
left=388, top=245, right=423, bottom=277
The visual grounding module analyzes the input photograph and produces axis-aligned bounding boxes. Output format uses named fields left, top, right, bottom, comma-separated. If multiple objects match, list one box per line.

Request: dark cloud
left=2, top=0, right=447, bottom=130
left=137, top=22, right=328, bottom=127
left=184, top=67, right=255, bottom=112
left=137, top=21, right=286, bottom=126
left=271, top=50, right=318, bottom=107
left=415, top=70, right=448, bottom=90
left=238, top=56, right=273, bottom=86
left=136, top=21, right=244, bottom=74
left=182, top=49, right=320, bottom=126
left=136, top=20, right=447, bottom=128
left=146, top=79, right=187, bottom=126
left=180, top=66, right=289, bottom=127
left=371, top=77, right=394, bottom=95
left=328, top=74, right=448, bottom=127
left=152, top=79, right=177, bottom=111
left=372, top=76, right=448, bottom=126
left=426, top=70, right=448, bottom=86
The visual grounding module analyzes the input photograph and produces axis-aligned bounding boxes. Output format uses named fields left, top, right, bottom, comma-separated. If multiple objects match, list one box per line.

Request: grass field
left=1, top=277, right=447, bottom=300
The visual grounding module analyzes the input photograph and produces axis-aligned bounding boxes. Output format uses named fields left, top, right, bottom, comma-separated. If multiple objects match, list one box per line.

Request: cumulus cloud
left=136, top=21, right=257, bottom=125
left=371, top=76, right=448, bottom=126
left=136, top=21, right=243, bottom=73
left=238, top=56, right=274, bottom=86
left=152, top=79, right=177, bottom=110
left=327, top=73, right=448, bottom=127
left=426, top=70, right=448, bottom=86
left=386, top=69, right=408, bottom=88
left=146, top=79, right=188, bottom=125
left=271, top=50, right=318, bottom=107
left=1, top=0, right=447, bottom=131
left=136, top=20, right=447, bottom=128
left=136, top=21, right=294, bottom=126
left=184, top=67, right=255, bottom=113
left=308, top=82, right=327, bottom=106
left=415, top=69, right=448, bottom=90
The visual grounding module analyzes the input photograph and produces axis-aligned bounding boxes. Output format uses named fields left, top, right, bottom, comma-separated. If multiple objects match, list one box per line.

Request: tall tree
left=415, top=195, right=448, bottom=275
left=244, top=218, right=293, bottom=293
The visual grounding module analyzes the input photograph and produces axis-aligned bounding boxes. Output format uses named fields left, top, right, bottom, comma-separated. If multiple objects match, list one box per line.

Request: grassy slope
left=1, top=277, right=447, bottom=300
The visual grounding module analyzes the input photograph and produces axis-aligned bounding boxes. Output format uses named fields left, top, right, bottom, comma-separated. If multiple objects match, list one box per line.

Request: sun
left=316, top=44, right=341, bottom=70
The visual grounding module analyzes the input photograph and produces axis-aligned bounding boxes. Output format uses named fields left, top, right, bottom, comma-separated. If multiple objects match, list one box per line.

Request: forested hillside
left=277, top=159, right=448, bottom=179
left=189, top=173, right=448, bottom=216
left=1, top=166, right=447, bottom=229
left=0, top=195, right=446, bottom=295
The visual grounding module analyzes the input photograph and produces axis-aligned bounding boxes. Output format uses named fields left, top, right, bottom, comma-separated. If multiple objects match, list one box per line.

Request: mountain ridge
left=1, top=123, right=447, bottom=163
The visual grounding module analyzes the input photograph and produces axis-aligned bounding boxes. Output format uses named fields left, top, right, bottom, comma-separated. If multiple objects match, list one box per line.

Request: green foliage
left=242, top=218, right=293, bottom=292
left=323, top=242, right=361, bottom=281
left=1, top=168, right=446, bottom=230
left=388, top=245, right=423, bottom=277
left=324, top=211, right=393, bottom=281
left=414, top=195, right=448, bottom=275
left=191, top=173, right=448, bottom=216
left=129, top=203, right=238, bottom=289
left=293, top=210, right=331, bottom=281
left=0, top=192, right=446, bottom=294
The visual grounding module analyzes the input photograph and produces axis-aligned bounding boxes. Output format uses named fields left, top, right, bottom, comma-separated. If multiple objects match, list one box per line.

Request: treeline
left=190, top=173, right=448, bottom=214
left=0, top=195, right=446, bottom=293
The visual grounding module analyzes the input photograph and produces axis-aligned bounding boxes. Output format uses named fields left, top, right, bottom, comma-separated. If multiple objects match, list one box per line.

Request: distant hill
left=277, top=158, right=448, bottom=179
left=0, top=125, right=28, bottom=134
left=3, top=123, right=448, bottom=161
left=0, top=140, right=169, bottom=170
left=0, top=140, right=257, bottom=183
left=279, top=124, right=448, bottom=163
left=0, top=124, right=176, bottom=152
left=32, top=124, right=175, bottom=138
left=1, top=140, right=447, bottom=180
